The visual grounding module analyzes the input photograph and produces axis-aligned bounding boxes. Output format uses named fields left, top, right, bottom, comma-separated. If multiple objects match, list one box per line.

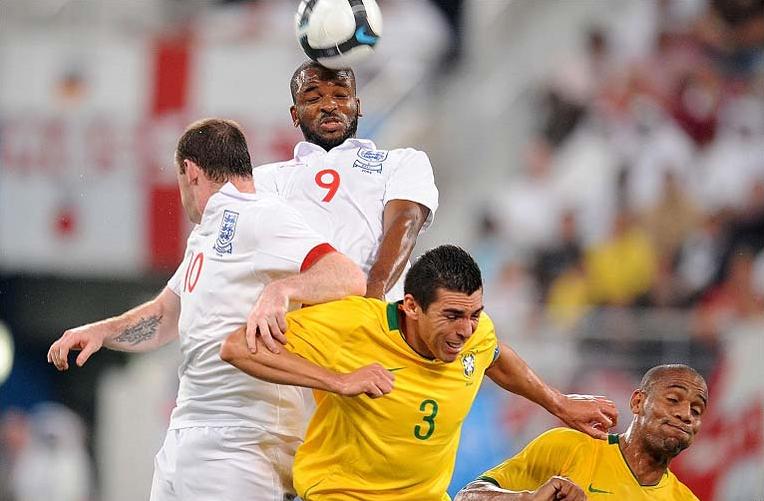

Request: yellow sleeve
left=283, top=297, right=370, bottom=370
left=479, top=428, right=588, bottom=491
left=477, top=313, right=500, bottom=367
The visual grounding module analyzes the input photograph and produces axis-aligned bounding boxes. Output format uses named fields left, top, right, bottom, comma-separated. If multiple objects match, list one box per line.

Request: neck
left=229, top=176, right=255, bottom=193
left=618, top=427, right=671, bottom=486
left=400, top=310, right=435, bottom=360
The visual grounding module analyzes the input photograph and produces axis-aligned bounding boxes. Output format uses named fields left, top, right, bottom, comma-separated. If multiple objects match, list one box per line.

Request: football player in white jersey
left=252, top=61, right=438, bottom=351
left=47, top=118, right=366, bottom=501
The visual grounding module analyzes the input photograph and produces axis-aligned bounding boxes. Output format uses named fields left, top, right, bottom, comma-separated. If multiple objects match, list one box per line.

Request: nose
left=674, top=402, right=692, bottom=424
left=455, top=318, right=473, bottom=339
left=320, top=96, right=338, bottom=113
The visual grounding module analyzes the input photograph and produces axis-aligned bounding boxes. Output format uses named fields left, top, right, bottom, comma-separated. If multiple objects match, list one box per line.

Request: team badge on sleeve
left=213, top=210, right=239, bottom=255
left=461, top=352, right=476, bottom=378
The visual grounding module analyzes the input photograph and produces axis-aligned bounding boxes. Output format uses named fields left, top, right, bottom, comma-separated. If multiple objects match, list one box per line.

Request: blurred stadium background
left=1, top=0, right=763, bottom=500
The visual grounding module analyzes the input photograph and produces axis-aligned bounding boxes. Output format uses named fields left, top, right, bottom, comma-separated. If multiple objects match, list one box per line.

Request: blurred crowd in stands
left=477, top=0, right=764, bottom=375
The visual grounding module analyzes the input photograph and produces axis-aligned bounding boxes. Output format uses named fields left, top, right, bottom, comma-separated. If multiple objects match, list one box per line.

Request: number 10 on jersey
left=315, top=169, right=340, bottom=202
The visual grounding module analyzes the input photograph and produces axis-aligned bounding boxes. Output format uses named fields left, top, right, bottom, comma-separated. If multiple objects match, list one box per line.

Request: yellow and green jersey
left=479, top=428, right=699, bottom=501
left=284, top=296, right=498, bottom=501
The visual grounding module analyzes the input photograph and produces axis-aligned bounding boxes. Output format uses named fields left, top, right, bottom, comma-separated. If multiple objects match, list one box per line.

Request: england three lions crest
left=214, top=210, right=239, bottom=255
left=461, top=351, right=476, bottom=379
left=353, top=148, right=387, bottom=174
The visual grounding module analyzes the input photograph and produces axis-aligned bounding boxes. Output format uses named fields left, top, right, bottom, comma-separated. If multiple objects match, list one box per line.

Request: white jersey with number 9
left=254, top=138, right=439, bottom=300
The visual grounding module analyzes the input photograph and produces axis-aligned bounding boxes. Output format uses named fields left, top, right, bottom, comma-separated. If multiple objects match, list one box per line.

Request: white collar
left=293, top=137, right=377, bottom=161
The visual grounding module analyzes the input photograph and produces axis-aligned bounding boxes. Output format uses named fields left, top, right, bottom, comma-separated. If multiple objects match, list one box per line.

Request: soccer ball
left=295, top=0, right=383, bottom=70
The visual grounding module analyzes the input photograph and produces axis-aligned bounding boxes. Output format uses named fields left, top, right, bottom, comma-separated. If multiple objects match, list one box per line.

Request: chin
left=439, top=352, right=459, bottom=363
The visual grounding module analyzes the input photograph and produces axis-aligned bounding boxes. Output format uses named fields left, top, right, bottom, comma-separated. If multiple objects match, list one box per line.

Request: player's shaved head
left=639, top=364, right=706, bottom=397
left=290, top=61, right=356, bottom=104
left=405, top=245, right=483, bottom=311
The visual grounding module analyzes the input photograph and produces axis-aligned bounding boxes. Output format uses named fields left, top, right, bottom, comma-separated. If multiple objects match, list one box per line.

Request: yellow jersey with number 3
left=479, top=428, right=699, bottom=501
left=283, top=296, right=498, bottom=501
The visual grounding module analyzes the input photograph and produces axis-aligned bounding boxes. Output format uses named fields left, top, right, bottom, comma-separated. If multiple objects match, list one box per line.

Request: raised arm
left=365, top=200, right=430, bottom=299
left=221, top=326, right=393, bottom=398
left=48, top=286, right=181, bottom=370
left=486, top=343, right=618, bottom=440
left=246, top=250, right=366, bottom=352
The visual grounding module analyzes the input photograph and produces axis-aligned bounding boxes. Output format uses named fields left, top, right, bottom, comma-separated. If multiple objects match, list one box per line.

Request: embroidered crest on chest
left=353, top=148, right=388, bottom=174
left=213, top=210, right=239, bottom=255
left=461, top=351, right=476, bottom=379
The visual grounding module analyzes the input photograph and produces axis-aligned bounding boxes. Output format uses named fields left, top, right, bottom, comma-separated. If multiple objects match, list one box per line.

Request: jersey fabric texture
left=253, top=138, right=439, bottom=300
left=166, top=182, right=328, bottom=437
left=283, top=296, right=498, bottom=501
left=479, top=428, right=699, bottom=500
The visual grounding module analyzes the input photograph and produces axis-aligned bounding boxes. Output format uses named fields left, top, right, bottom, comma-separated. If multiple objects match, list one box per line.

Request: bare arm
left=486, top=342, right=618, bottom=440
left=365, top=200, right=429, bottom=299
left=48, top=286, right=180, bottom=370
left=246, top=250, right=366, bottom=352
left=221, top=326, right=394, bottom=398
left=455, top=477, right=586, bottom=501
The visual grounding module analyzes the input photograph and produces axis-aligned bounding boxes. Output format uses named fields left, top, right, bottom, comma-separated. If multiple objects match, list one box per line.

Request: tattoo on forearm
left=115, top=315, right=163, bottom=345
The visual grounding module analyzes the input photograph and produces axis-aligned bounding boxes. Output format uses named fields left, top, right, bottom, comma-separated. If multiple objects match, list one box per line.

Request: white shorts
left=150, top=426, right=301, bottom=501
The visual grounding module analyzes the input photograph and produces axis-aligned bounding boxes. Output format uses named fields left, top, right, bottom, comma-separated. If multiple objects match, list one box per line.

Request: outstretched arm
left=48, top=286, right=180, bottom=370
left=455, top=477, right=586, bottom=501
left=246, top=250, right=366, bottom=353
left=222, top=326, right=394, bottom=398
left=365, top=200, right=429, bottom=299
left=486, top=343, right=618, bottom=440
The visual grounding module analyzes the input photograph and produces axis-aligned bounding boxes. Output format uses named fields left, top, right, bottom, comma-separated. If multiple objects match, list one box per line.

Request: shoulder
left=289, top=297, right=381, bottom=328
left=536, top=427, right=593, bottom=446
left=524, top=427, right=596, bottom=458
left=387, top=147, right=432, bottom=165
left=667, top=470, right=700, bottom=500
left=254, top=159, right=298, bottom=171
left=241, top=196, right=312, bottom=237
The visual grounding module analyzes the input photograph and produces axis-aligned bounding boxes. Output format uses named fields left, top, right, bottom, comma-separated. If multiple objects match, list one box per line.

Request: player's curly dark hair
left=404, top=245, right=483, bottom=311
left=176, top=118, right=252, bottom=183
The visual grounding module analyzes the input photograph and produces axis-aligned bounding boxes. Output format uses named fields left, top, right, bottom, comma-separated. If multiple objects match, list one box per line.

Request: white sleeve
left=167, top=259, right=185, bottom=296
left=252, top=163, right=280, bottom=196
left=383, top=149, right=439, bottom=231
left=251, top=201, right=331, bottom=274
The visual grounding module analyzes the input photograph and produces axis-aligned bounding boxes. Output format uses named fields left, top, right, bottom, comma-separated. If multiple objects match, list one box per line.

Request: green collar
left=386, top=301, right=400, bottom=331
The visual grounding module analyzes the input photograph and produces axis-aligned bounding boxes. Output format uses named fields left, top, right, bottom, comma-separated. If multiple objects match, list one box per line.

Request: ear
left=356, top=97, right=362, bottom=117
left=630, top=389, right=645, bottom=415
left=401, top=294, right=421, bottom=320
left=290, top=106, right=299, bottom=127
left=185, top=160, right=201, bottom=186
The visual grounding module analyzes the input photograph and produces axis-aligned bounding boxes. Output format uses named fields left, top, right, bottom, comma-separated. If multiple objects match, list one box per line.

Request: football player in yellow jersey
left=221, top=245, right=618, bottom=500
left=455, top=364, right=707, bottom=501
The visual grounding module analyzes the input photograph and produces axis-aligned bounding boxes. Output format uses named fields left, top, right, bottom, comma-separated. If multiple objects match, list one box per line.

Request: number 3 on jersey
left=315, top=169, right=340, bottom=202
left=414, top=399, right=439, bottom=440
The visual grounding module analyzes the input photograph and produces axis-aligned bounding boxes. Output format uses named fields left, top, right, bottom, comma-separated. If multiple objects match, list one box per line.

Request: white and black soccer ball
left=295, top=0, right=383, bottom=70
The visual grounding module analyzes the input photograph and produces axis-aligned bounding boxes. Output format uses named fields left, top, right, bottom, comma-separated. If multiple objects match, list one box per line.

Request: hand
left=557, top=394, right=618, bottom=440
left=246, top=283, right=289, bottom=354
left=334, top=363, right=395, bottom=398
left=531, top=476, right=586, bottom=501
left=47, top=325, right=106, bottom=370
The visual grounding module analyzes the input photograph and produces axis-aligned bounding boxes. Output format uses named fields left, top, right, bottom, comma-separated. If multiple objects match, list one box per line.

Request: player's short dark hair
left=639, top=364, right=706, bottom=395
left=176, top=118, right=252, bottom=183
left=289, top=60, right=356, bottom=104
left=404, top=245, right=483, bottom=311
